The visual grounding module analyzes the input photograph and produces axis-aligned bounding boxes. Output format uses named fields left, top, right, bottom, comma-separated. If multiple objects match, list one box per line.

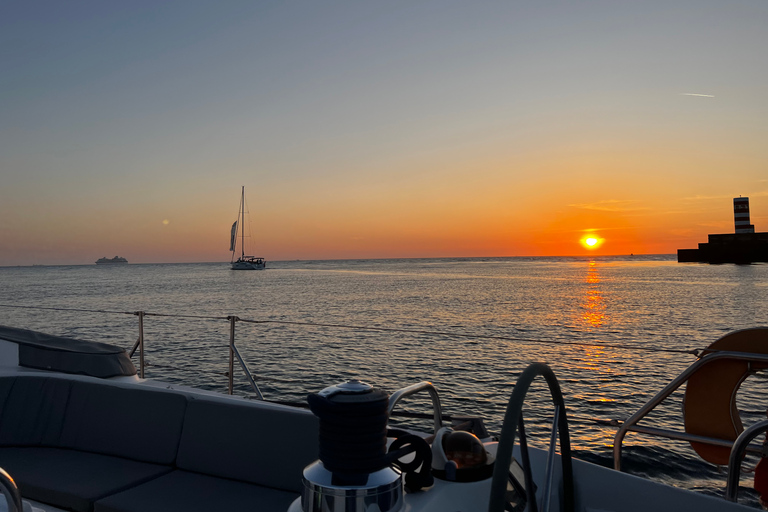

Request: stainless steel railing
left=227, top=316, right=263, bottom=400
left=726, top=419, right=768, bottom=502
left=0, top=467, right=22, bottom=512
left=613, top=351, right=768, bottom=471
left=388, top=381, right=443, bottom=434
left=126, top=311, right=264, bottom=399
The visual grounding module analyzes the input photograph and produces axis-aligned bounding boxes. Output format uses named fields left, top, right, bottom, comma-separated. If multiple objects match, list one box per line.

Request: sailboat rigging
left=230, top=186, right=265, bottom=270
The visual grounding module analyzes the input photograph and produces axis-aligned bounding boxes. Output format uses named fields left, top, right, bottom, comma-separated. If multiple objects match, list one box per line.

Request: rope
left=0, top=303, right=701, bottom=356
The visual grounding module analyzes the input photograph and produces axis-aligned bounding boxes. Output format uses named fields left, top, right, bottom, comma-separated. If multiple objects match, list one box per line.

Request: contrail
left=681, top=93, right=714, bottom=98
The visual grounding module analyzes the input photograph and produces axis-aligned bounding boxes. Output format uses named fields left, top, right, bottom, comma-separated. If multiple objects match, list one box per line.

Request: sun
left=580, top=234, right=604, bottom=250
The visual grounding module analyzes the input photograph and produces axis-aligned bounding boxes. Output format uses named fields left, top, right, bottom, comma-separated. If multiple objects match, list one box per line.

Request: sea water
left=1, top=256, right=767, bottom=501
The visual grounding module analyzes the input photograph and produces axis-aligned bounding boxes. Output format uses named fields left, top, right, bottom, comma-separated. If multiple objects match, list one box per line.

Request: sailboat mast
left=241, top=186, right=246, bottom=259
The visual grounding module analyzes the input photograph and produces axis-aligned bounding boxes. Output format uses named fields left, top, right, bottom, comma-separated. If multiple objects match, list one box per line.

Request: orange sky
left=1, top=2, right=767, bottom=265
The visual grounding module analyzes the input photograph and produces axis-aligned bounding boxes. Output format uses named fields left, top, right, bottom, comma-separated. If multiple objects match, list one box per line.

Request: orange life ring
left=683, top=328, right=768, bottom=465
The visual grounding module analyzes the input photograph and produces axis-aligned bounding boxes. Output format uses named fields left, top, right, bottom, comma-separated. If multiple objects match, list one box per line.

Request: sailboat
left=230, top=186, right=266, bottom=270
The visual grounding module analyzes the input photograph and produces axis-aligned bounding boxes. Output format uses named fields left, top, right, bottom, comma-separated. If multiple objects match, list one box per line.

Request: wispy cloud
left=559, top=226, right=630, bottom=234
left=682, top=191, right=768, bottom=202
left=681, top=93, right=715, bottom=98
left=681, top=194, right=732, bottom=202
left=568, top=199, right=648, bottom=213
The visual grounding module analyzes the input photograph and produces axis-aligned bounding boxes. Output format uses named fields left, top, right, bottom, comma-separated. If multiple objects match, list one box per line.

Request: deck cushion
left=0, top=446, right=172, bottom=512
left=0, top=377, right=71, bottom=447
left=0, top=377, right=14, bottom=413
left=93, top=470, right=299, bottom=512
left=0, top=325, right=136, bottom=378
left=176, top=398, right=318, bottom=492
left=60, top=380, right=187, bottom=464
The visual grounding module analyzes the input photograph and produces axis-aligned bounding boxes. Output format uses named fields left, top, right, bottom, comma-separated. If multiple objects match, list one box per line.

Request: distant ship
left=678, top=197, right=768, bottom=263
left=95, top=256, right=128, bottom=265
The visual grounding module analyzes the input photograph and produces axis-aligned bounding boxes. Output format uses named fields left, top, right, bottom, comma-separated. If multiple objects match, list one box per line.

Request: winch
left=299, top=379, right=404, bottom=512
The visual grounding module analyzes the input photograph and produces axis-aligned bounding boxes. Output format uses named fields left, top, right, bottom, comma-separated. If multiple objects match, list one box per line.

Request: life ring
left=683, top=328, right=768, bottom=465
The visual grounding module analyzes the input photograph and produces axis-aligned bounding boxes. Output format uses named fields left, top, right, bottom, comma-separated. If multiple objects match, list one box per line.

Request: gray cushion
left=0, top=446, right=171, bottom=512
left=0, top=377, right=14, bottom=413
left=60, top=381, right=187, bottom=464
left=94, top=470, right=299, bottom=512
left=0, top=324, right=137, bottom=378
left=0, top=377, right=71, bottom=447
left=177, top=399, right=318, bottom=492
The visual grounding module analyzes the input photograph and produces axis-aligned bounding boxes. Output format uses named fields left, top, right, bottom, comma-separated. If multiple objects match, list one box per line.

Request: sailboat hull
left=231, top=258, right=265, bottom=270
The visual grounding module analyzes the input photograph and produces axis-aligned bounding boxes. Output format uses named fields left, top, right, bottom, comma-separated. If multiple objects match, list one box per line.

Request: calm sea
left=1, top=256, right=767, bottom=502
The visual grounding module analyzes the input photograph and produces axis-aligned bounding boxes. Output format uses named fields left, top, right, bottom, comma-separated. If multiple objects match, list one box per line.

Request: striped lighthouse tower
left=734, top=197, right=755, bottom=234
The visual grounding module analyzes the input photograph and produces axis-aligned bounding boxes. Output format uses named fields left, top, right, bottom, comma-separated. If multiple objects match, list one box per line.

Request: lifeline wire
left=0, top=303, right=650, bottom=428
left=0, top=303, right=700, bottom=356
left=0, top=303, right=227, bottom=321
left=239, top=318, right=701, bottom=356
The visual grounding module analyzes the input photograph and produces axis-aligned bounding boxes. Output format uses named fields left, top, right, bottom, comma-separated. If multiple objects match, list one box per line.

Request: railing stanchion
left=228, top=316, right=237, bottom=395
left=725, top=419, right=768, bottom=502
left=135, top=311, right=145, bottom=379
left=232, top=345, right=264, bottom=400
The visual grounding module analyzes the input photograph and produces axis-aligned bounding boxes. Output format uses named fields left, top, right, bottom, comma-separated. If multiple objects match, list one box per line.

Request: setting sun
left=580, top=234, right=605, bottom=250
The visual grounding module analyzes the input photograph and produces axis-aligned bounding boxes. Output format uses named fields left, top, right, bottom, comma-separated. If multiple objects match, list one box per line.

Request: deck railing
left=613, top=351, right=768, bottom=471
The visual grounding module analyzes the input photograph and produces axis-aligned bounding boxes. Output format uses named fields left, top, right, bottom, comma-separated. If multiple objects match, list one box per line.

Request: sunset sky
left=2, top=1, right=767, bottom=265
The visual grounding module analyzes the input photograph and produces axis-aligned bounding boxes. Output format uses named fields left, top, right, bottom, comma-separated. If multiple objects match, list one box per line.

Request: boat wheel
left=488, top=363, right=575, bottom=512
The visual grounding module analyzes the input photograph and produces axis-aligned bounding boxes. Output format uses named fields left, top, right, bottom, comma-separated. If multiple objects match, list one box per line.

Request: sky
left=1, top=0, right=767, bottom=265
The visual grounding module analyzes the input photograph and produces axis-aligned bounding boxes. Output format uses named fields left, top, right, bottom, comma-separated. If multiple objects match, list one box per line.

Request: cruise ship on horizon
left=95, top=256, right=128, bottom=265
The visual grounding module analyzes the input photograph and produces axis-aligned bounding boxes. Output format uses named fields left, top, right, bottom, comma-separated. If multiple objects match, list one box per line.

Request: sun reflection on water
left=582, top=260, right=606, bottom=328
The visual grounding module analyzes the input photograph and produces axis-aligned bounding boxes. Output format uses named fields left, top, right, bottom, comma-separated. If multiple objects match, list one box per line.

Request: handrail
left=0, top=467, right=23, bottom=512
left=622, top=425, right=764, bottom=455
left=387, top=381, right=443, bottom=434
left=613, top=351, right=768, bottom=471
left=725, top=419, right=768, bottom=502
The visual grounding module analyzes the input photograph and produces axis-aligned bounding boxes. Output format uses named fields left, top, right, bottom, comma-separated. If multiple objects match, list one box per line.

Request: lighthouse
left=677, top=196, right=768, bottom=263
left=734, top=197, right=755, bottom=234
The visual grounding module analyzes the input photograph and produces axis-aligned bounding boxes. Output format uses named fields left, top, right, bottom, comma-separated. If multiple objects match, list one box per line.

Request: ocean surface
left=2, top=256, right=768, bottom=504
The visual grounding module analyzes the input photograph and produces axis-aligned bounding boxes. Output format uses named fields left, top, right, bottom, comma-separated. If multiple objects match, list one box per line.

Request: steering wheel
left=488, top=363, right=575, bottom=512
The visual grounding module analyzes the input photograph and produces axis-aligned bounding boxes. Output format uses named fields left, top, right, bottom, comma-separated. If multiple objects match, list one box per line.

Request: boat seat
left=0, top=377, right=188, bottom=464
left=174, top=396, right=318, bottom=492
left=0, top=374, right=319, bottom=512
left=93, top=470, right=298, bottom=512
left=94, top=396, right=319, bottom=512
left=0, top=376, right=188, bottom=512
left=0, top=447, right=172, bottom=512
left=683, top=327, right=768, bottom=465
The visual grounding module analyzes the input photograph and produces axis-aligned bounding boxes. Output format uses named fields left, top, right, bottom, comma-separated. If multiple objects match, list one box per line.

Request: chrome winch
left=300, top=379, right=403, bottom=512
